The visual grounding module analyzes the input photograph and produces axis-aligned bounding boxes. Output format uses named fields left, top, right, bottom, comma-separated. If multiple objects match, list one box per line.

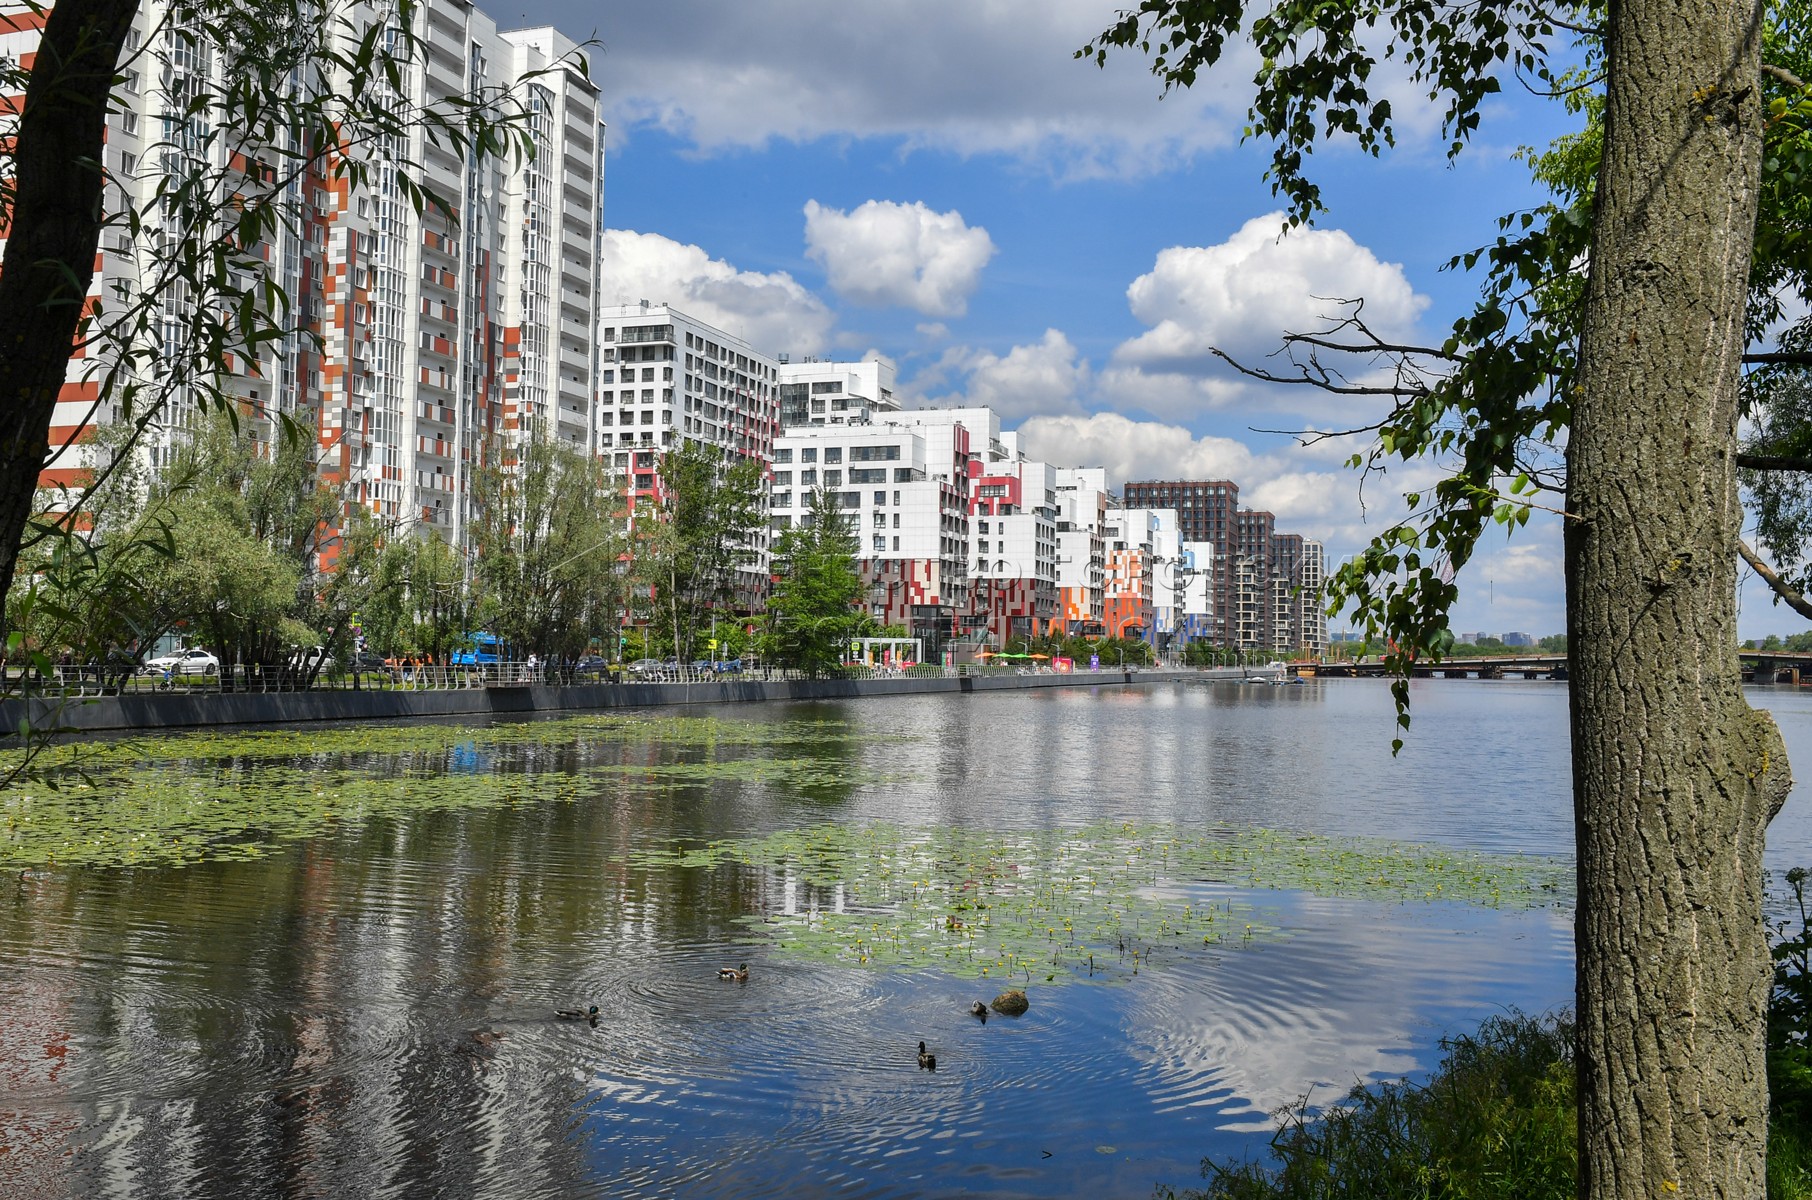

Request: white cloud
left=919, top=330, right=1089, bottom=422
left=601, top=229, right=835, bottom=357
left=803, top=200, right=996, bottom=317
left=1017, top=412, right=1263, bottom=488
left=1104, top=213, right=1430, bottom=421
left=576, top=0, right=1257, bottom=177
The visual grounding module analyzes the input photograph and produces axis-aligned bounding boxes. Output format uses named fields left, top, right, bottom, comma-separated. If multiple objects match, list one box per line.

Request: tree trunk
left=1566, top=1, right=1792, bottom=1196
left=0, top=0, right=137, bottom=623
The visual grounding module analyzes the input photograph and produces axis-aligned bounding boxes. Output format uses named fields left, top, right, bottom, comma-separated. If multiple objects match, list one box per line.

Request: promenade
left=2, top=667, right=1202, bottom=735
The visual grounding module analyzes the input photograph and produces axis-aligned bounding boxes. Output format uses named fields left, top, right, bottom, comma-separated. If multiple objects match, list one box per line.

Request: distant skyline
left=515, top=0, right=1787, bottom=639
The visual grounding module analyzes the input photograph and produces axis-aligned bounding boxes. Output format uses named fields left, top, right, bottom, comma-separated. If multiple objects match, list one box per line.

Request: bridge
left=1310, top=651, right=1809, bottom=683
left=1310, top=655, right=1567, bottom=680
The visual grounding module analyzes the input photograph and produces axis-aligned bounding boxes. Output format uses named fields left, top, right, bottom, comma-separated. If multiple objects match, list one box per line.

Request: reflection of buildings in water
left=0, top=879, right=80, bottom=1200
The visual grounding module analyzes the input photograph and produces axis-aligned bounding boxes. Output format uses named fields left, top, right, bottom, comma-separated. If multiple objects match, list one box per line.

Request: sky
left=510, top=0, right=1792, bottom=641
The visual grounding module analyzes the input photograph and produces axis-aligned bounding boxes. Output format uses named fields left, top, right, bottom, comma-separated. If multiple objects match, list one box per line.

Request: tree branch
left=1736, top=452, right=1812, bottom=472
left=1210, top=348, right=1422, bottom=396
left=1739, top=539, right=1812, bottom=620
left=1762, top=63, right=1807, bottom=91
left=1744, top=351, right=1812, bottom=366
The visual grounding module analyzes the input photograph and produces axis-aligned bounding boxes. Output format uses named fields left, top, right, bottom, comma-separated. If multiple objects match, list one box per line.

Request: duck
left=917, top=1040, right=937, bottom=1071
left=718, top=963, right=749, bottom=982
left=555, top=1005, right=600, bottom=1021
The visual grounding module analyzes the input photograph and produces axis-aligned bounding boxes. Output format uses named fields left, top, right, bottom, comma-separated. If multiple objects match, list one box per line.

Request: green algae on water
left=0, top=713, right=896, bottom=869
left=629, top=822, right=1574, bottom=982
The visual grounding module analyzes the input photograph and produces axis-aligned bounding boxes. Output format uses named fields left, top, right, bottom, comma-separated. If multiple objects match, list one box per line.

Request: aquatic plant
left=629, top=821, right=1573, bottom=982
left=0, top=714, right=895, bottom=869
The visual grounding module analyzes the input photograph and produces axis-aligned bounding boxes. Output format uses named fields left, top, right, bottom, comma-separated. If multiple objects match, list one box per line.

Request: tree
left=0, top=0, right=544, bottom=694
left=645, top=439, right=766, bottom=663
left=766, top=485, right=865, bottom=673
left=1084, top=2, right=1796, bottom=1195
left=469, top=436, right=626, bottom=662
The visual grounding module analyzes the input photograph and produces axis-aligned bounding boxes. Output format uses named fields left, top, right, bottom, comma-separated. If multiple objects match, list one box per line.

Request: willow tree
left=0, top=0, right=542, bottom=669
left=1085, top=1, right=1801, bottom=1195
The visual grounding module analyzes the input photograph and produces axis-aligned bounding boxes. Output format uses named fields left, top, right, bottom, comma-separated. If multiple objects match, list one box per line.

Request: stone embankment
left=3, top=669, right=1202, bottom=735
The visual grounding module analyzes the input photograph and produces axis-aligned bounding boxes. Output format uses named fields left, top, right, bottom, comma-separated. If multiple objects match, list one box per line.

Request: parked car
left=144, top=648, right=220, bottom=677
left=347, top=651, right=390, bottom=674
left=571, top=655, right=609, bottom=679
left=628, top=658, right=668, bottom=679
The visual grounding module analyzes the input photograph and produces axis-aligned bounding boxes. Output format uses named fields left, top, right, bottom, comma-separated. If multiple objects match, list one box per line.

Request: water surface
left=2, top=678, right=1807, bottom=1198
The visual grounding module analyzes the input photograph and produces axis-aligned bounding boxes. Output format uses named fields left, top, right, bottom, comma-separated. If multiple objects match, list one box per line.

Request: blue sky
left=513, top=0, right=1792, bottom=641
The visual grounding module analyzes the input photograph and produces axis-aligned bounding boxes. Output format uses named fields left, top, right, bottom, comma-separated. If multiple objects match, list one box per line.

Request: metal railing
left=5, top=658, right=1171, bottom=701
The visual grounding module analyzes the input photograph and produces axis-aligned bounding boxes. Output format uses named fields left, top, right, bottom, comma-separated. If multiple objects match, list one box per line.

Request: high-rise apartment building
left=1122, top=479, right=1326, bottom=651
left=777, top=358, right=899, bottom=427
left=9, top=0, right=605, bottom=550
left=1053, top=468, right=1109, bottom=635
left=770, top=419, right=971, bottom=654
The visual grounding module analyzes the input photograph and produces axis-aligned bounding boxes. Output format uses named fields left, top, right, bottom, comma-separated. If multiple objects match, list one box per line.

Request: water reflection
left=0, top=680, right=1806, bottom=1198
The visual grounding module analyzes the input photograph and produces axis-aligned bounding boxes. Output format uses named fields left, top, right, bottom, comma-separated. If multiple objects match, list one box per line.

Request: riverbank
left=3, top=667, right=1202, bottom=735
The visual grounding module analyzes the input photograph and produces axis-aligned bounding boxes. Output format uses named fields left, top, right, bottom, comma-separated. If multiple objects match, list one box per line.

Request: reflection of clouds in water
left=1123, top=894, right=1573, bottom=1130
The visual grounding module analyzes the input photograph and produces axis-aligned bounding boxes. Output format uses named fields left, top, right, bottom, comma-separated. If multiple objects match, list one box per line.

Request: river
left=1, top=678, right=1808, bottom=1198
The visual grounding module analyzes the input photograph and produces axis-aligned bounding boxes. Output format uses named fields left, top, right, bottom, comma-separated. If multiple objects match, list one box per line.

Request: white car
left=144, top=648, right=220, bottom=677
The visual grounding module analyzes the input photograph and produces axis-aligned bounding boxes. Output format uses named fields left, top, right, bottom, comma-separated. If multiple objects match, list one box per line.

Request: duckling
left=718, top=963, right=749, bottom=982
left=917, top=1040, right=937, bottom=1071
left=969, top=1001, right=989, bottom=1022
left=554, top=1005, right=600, bottom=1022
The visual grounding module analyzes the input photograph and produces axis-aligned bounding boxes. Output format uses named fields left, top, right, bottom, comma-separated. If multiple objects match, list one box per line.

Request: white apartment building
left=10, top=0, right=606, bottom=550
left=1112, top=508, right=1183, bottom=649
left=1054, top=467, right=1109, bottom=635
left=596, top=303, right=780, bottom=482
left=777, top=357, right=898, bottom=427
left=968, top=457, right=1058, bottom=644
left=771, top=420, right=971, bottom=649
left=1178, top=540, right=1216, bottom=645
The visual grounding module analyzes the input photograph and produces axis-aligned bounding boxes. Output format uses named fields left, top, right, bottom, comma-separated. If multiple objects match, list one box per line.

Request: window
left=894, top=469, right=914, bottom=483
left=642, top=411, right=655, bottom=425
left=824, top=447, right=842, bottom=464
left=852, top=445, right=901, bottom=462
left=599, top=412, right=613, bottom=426
left=874, top=535, right=887, bottom=552
left=893, top=537, right=900, bottom=551
left=840, top=492, right=861, bottom=509
left=802, top=448, right=818, bottom=463
left=773, top=448, right=792, bottom=464
left=771, top=490, right=791, bottom=507
left=825, top=470, right=842, bottom=487
left=873, top=490, right=887, bottom=506
left=772, top=471, right=793, bottom=485
left=801, top=469, right=817, bottom=486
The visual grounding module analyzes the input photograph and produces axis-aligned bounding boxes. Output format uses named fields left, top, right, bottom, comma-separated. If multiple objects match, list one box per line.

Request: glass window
left=802, top=448, right=818, bottom=463
left=773, top=448, right=793, bottom=464
left=824, top=447, right=842, bottom=464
